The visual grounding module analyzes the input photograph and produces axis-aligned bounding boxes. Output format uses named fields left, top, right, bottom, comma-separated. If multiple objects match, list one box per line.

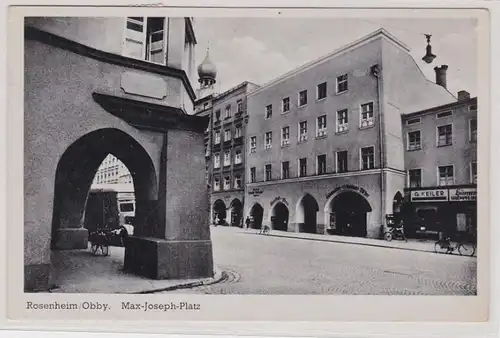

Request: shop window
left=416, top=208, right=439, bottom=232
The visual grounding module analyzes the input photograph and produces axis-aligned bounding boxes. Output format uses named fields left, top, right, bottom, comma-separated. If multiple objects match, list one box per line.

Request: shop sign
left=410, top=189, right=448, bottom=202
left=326, top=184, right=370, bottom=199
left=270, top=196, right=289, bottom=206
left=449, top=188, right=477, bottom=202
left=248, top=188, right=263, bottom=197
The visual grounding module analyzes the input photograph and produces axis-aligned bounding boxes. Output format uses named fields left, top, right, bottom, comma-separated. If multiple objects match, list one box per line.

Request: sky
left=193, top=17, right=478, bottom=97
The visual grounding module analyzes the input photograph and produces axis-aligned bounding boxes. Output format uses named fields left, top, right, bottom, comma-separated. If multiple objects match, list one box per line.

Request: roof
left=213, top=81, right=260, bottom=102
left=247, top=28, right=410, bottom=97
left=403, top=97, right=477, bottom=118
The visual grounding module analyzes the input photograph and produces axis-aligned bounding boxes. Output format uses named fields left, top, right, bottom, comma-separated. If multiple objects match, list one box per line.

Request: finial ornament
left=422, top=34, right=436, bottom=64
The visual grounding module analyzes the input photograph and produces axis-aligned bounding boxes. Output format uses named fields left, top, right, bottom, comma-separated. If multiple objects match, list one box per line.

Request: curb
left=241, top=231, right=475, bottom=257
left=130, top=268, right=225, bottom=294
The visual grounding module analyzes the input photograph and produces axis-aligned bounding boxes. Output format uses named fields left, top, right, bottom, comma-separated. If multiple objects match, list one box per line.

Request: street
left=166, top=226, right=477, bottom=295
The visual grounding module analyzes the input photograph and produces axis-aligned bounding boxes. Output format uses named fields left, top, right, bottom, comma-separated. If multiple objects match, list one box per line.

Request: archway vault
left=325, top=190, right=372, bottom=238
left=51, top=127, right=159, bottom=249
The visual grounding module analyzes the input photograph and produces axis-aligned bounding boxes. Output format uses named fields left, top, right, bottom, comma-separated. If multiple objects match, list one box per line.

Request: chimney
left=434, top=65, right=448, bottom=89
left=457, top=90, right=471, bottom=101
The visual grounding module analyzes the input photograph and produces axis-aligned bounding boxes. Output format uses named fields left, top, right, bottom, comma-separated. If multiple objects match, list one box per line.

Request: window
left=437, top=124, right=452, bottom=146
left=299, top=158, right=307, bottom=177
left=337, top=109, right=348, bottom=132
left=317, top=115, right=327, bottom=137
left=214, top=153, right=220, bottom=168
left=317, top=82, right=327, bottom=100
left=298, top=90, right=308, bottom=107
left=469, top=104, right=477, bottom=111
left=437, top=110, right=452, bottom=118
left=336, top=74, right=348, bottom=93
left=250, top=167, right=256, bottom=183
left=124, top=17, right=166, bottom=64
left=438, top=165, right=454, bottom=186
left=336, top=150, right=348, bottom=173
left=282, top=97, right=290, bottom=113
left=471, top=161, right=477, bottom=184
left=250, top=136, right=257, bottom=153
left=224, top=105, right=231, bottom=119
left=237, top=100, right=243, bottom=113
left=235, top=125, right=242, bottom=138
left=282, top=161, right=290, bottom=179
left=317, top=154, right=327, bottom=175
left=406, top=117, right=421, bottom=125
left=470, top=119, right=477, bottom=142
left=213, top=177, right=220, bottom=191
left=408, top=169, right=422, bottom=188
left=265, top=164, right=272, bottom=181
left=361, top=146, right=375, bottom=170
left=281, top=126, right=290, bottom=146
left=265, top=132, right=272, bottom=149
left=223, top=151, right=231, bottom=166
left=215, top=110, right=221, bottom=121
left=214, top=131, right=221, bottom=144
left=203, top=102, right=209, bottom=110
left=298, top=121, right=308, bottom=142
left=205, top=146, right=210, bottom=157
left=407, top=130, right=421, bottom=151
left=234, top=149, right=242, bottom=164
left=360, top=102, right=374, bottom=128
left=223, top=176, right=231, bottom=190
left=224, top=129, right=231, bottom=142
left=234, top=175, right=242, bottom=189
left=265, top=105, right=273, bottom=119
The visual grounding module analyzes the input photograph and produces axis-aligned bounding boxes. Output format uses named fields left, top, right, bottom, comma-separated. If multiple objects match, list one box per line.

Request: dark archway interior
left=392, top=191, right=404, bottom=223
left=271, top=202, right=289, bottom=231
left=230, top=199, right=243, bottom=227
left=300, top=194, right=319, bottom=234
left=213, top=199, right=227, bottom=225
left=331, top=191, right=372, bottom=238
left=250, top=203, right=264, bottom=229
left=51, top=128, right=158, bottom=248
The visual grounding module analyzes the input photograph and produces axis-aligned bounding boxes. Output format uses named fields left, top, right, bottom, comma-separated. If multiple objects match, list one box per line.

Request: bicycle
left=89, top=229, right=110, bottom=256
left=434, top=237, right=476, bottom=256
left=383, top=226, right=407, bottom=242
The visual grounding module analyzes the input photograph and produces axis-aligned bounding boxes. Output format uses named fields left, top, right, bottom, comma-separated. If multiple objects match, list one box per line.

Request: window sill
left=281, top=111, right=290, bottom=115
left=407, top=147, right=422, bottom=152
left=315, top=134, right=328, bottom=140
left=297, top=140, right=308, bottom=144
left=437, top=143, right=453, bottom=148
left=281, top=143, right=290, bottom=148
left=335, top=90, right=348, bottom=96
left=316, top=97, right=327, bottom=102
left=359, top=124, right=375, bottom=130
left=298, top=104, right=308, bottom=109
left=335, top=130, right=349, bottom=135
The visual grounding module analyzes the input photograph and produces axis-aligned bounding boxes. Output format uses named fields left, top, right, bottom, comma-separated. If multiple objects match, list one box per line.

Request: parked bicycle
left=434, top=236, right=476, bottom=256
left=384, top=226, right=407, bottom=242
left=89, top=228, right=110, bottom=256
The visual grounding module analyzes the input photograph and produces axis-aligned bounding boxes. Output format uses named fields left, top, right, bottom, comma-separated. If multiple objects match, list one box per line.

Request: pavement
left=164, top=226, right=477, bottom=295
left=238, top=227, right=477, bottom=256
left=49, top=245, right=223, bottom=294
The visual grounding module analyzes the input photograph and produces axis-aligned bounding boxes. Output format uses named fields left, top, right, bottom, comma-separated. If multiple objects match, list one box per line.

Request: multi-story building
left=401, top=90, right=477, bottom=238
left=194, top=52, right=259, bottom=227
left=92, top=154, right=133, bottom=185
left=244, top=28, right=461, bottom=239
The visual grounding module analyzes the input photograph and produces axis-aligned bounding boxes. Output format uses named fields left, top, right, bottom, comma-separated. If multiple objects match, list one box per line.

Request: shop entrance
left=229, top=199, right=243, bottom=227
left=271, top=202, right=289, bottom=231
left=296, top=194, right=319, bottom=234
left=330, top=191, right=371, bottom=238
left=213, top=199, right=227, bottom=225
left=249, top=203, right=264, bottom=230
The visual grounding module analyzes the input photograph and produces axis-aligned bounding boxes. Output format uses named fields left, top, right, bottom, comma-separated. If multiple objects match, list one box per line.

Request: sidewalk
left=49, top=246, right=223, bottom=294
left=237, top=228, right=476, bottom=257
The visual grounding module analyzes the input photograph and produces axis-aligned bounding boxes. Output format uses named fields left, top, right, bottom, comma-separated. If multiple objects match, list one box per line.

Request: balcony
left=223, top=139, right=232, bottom=147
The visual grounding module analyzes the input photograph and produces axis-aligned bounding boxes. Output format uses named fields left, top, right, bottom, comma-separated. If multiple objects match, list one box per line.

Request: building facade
left=244, top=29, right=459, bottom=239
left=401, top=91, right=477, bottom=239
left=92, top=154, right=133, bottom=185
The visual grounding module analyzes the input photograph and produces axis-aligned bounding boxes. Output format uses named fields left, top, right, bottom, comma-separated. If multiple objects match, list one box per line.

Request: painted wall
left=403, top=101, right=477, bottom=187
left=246, top=39, right=383, bottom=182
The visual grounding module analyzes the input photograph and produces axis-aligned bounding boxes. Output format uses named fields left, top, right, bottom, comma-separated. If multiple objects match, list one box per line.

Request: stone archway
left=51, top=128, right=158, bottom=250
left=212, top=199, right=227, bottom=225
left=326, top=191, right=372, bottom=238
left=249, top=203, right=264, bottom=230
left=229, top=199, right=243, bottom=227
left=271, top=202, right=289, bottom=231
left=296, top=194, right=319, bottom=234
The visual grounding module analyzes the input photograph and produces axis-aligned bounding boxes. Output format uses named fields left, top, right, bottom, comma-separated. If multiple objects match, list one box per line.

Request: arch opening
left=271, top=202, right=289, bottom=231
left=328, top=191, right=372, bottom=238
left=229, top=199, right=243, bottom=227
left=296, top=194, right=319, bottom=234
left=213, top=199, right=227, bottom=225
left=51, top=128, right=159, bottom=250
left=249, top=203, right=264, bottom=230
left=392, top=191, right=404, bottom=225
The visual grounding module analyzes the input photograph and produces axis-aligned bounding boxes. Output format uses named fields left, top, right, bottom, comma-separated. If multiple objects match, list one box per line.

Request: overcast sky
left=193, top=17, right=478, bottom=97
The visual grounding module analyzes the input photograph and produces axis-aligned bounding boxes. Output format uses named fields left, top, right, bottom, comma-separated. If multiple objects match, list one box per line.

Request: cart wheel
left=458, top=243, right=475, bottom=257
left=384, top=232, right=393, bottom=242
left=434, top=241, right=448, bottom=254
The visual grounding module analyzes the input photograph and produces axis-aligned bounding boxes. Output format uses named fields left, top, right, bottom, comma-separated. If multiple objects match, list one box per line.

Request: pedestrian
left=245, top=216, right=250, bottom=229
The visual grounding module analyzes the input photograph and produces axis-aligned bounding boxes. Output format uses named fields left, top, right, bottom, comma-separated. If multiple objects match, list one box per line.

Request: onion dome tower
left=196, top=48, right=217, bottom=99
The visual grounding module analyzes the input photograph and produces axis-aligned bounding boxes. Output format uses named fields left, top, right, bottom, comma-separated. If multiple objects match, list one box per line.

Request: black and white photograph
left=19, top=12, right=483, bottom=299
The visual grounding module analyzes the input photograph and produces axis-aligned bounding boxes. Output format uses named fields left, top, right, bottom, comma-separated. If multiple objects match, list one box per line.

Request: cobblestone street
left=166, top=227, right=477, bottom=295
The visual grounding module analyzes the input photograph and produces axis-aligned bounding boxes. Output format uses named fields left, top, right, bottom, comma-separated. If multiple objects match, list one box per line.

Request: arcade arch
left=270, top=202, right=289, bottom=231
left=212, top=199, right=227, bottom=225
left=229, top=198, right=243, bottom=227
left=325, top=191, right=372, bottom=238
left=249, top=203, right=264, bottom=230
left=296, top=194, right=319, bottom=234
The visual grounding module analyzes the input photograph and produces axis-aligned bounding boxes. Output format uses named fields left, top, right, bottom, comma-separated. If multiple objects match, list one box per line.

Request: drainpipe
left=371, top=64, right=386, bottom=236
